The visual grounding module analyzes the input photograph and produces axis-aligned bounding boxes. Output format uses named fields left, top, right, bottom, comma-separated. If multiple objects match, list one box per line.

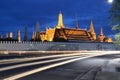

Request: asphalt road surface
left=0, top=51, right=120, bottom=80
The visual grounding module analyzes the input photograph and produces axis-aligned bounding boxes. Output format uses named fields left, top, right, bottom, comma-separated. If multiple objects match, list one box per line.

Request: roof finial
left=100, top=27, right=104, bottom=35
left=75, top=15, right=79, bottom=30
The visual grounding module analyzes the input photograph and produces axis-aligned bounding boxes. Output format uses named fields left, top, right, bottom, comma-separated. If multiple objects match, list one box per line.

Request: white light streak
left=0, top=56, right=81, bottom=72
left=0, top=53, right=88, bottom=65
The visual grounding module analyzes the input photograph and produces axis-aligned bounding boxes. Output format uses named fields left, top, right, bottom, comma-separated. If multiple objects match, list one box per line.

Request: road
left=0, top=51, right=120, bottom=80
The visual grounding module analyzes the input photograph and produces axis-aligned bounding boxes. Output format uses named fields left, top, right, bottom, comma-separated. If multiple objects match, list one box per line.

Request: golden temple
left=36, top=12, right=112, bottom=42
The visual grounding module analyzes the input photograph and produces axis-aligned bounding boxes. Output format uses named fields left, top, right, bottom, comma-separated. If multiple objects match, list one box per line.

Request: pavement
left=95, top=58, right=120, bottom=80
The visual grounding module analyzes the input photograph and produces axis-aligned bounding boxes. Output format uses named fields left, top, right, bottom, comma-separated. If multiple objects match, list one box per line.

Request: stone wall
left=0, top=41, right=119, bottom=51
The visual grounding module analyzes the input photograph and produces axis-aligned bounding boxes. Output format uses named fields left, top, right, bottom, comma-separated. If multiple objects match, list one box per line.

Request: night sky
left=0, top=0, right=114, bottom=39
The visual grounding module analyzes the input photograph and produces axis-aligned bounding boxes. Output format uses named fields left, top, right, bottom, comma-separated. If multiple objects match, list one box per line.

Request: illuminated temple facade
left=35, top=12, right=112, bottom=43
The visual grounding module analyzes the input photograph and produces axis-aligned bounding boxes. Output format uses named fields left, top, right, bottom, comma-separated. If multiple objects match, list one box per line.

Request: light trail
left=0, top=50, right=103, bottom=63
left=0, top=53, right=89, bottom=65
left=2, top=51, right=120, bottom=80
left=3, top=53, right=104, bottom=80
left=0, top=51, right=119, bottom=65
left=0, top=55, right=83, bottom=72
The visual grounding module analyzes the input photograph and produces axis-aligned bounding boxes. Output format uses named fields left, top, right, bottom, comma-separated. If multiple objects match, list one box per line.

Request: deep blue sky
left=0, top=0, right=113, bottom=39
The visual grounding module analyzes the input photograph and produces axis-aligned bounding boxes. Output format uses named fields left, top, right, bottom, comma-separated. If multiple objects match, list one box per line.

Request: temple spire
left=17, top=29, right=21, bottom=42
left=75, top=16, right=79, bottom=30
left=89, top=20, right=96, bottom=40
left=100, top=27, right=104, bottom=36
left=76, top=21, right=79, bottom=30
left=98, top=27, right=105, bottom=42
left=10, top=32, right=13, bottom=39
left=57, top=11, right=64, bottom=28
left=36, top=21, right=41, bottom=40
left=89, top=20, right=95, bottom=33
left=32, top=31, right=35, bottom=40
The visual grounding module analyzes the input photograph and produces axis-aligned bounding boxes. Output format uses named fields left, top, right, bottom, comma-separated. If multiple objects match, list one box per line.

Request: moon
left=108, top=0, right=113, bottom=3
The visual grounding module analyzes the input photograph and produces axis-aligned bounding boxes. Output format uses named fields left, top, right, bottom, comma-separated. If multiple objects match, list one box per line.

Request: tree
left=110, top=0, right=120, bottom=45
left=110, top=0, right=120, bottom=25
left=115, top=33, right=120, bottom=45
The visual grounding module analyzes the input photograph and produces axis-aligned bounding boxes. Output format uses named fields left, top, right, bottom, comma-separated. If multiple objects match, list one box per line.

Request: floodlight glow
left=108, top=0, right=113, bottom=3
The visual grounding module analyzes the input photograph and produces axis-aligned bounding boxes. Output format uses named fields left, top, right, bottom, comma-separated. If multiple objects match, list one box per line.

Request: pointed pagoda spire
left=98, top=27, right=105, bottom=42
left=17, top=29, right=21, bottom=42
left=75, top=16, right=79, bottom=30
left=100, top=27, right=104, bottom=36
left=36, top=21, right=40, bottom=33
left=32, top=31, right=35, bottom=40
left=57, top=11, right=64, bottom=28
left=36, top=21, right=41, bottom=40
left=76, top=21, right=79, bottom=30
left=10, top=32, right=13, bottom=39
left=89, top=20, right=95, bottom=33
left=89, top=20, right=96, bottom=40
